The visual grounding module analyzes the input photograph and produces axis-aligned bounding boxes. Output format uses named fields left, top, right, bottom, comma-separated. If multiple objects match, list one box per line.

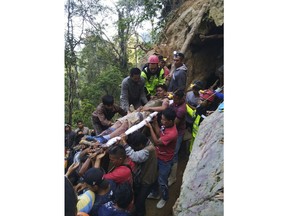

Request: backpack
left=121, top=163, right=142, bottom=192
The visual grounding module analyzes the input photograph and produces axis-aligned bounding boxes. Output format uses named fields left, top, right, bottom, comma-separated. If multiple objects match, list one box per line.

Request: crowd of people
left=65, top=53, right=224, bottom=216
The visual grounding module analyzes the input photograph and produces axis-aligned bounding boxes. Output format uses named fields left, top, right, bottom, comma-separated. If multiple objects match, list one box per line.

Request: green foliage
left=64, top=0, right=178, bottom=127
left=78, top=34, right=120, bottom=83
left=142, top=0, right=161, bottom=19
left=72, top=99, right=95, bottom=128
left=95, top=67, right=124, bottom=96
left=81, top=66, right=123, bottom=101
left=70, top=66, right=124, bottom=128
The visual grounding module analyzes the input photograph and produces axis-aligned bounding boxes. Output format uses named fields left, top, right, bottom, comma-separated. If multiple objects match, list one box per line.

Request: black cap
left=83, top=168, right=106, bottom=187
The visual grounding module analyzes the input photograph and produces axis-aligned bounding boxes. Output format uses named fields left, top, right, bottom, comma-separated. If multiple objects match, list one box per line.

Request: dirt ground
left=145, top=145, right=189, bottom=216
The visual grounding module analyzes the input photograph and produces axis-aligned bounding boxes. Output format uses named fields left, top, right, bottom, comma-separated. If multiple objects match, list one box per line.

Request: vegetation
left=64, top=0, right=185, bottom=128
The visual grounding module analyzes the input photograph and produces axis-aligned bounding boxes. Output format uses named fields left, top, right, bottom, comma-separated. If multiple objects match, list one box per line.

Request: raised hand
left=96, top=150, right=106, bottom=160
left=65, top=162, right=80, bottom=177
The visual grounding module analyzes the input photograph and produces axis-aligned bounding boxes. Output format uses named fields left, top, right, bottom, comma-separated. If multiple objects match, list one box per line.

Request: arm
left=91, top=110, right=98, bottom=119
left=93, top=151, right=106, bottom=168
left=120, top=133, right=149, bottom=163
left=79, top=147, right=91, bottom=159
left=96, top=106, right=112, bottom=127
left=78, top=157, right=92, bottom=177
left=145, top=119, right=163, bottom=146
left=124, top=146, right=149, bottom=163
left=142, top=98, right=169, bottom=112
left=119, top=135, right=149, bottom=163
left=65, top=162, right=80, bottom=178
left=177, top=70, right=187, bottom=91
left=115, top=105, right=127, bottom=117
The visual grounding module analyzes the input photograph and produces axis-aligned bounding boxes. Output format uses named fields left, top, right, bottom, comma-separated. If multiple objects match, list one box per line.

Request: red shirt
left=170, top=102, right=187, bottom=136
left=104, top=158, right=135, bottom=185
left=157, top=124, right=178, bottom=161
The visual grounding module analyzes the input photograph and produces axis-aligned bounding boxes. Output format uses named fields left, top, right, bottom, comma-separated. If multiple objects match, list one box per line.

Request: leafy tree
left=65, top=0, right=84, bottom=124
left=71, top=65, right=123, bottom=127
left=65, top=0, right=110, bottom=124
left=78, top=34, right=122, bottom=83
left=65, top=0, right=183, bottom=127
left=78, top=65, right=123, bottom=105
left=72, top=99, right=95, bottom=129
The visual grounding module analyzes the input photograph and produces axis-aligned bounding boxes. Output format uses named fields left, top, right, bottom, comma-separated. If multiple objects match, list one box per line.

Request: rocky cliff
left=150, top=0, right=224, bottom=89
left=173, top=109, right=224, bottom=216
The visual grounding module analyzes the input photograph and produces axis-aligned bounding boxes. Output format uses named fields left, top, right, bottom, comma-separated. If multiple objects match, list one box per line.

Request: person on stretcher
left=82, top=84, right=170, bottom=145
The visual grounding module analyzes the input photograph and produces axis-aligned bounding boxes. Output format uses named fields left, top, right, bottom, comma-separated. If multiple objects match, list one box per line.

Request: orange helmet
left=200, top=89, right=215, bottom=102
left=148, top=55, right=159, bottom=64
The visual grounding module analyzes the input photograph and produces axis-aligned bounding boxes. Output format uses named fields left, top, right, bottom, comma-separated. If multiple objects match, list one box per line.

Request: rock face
left=173, top=109, right=224, bottom=216
left=149, top=0, right=224, bottom=89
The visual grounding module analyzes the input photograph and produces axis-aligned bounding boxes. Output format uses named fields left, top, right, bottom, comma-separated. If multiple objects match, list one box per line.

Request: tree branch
left=127, top=44, right=151, bottom=53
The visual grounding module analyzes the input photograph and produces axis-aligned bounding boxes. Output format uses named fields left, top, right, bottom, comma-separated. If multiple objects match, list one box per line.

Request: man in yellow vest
left=141, top=55, right=165, bottom=100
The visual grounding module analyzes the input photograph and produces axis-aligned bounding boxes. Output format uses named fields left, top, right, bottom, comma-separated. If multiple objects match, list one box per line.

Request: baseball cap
left=83, top=168, right=107, bottom=188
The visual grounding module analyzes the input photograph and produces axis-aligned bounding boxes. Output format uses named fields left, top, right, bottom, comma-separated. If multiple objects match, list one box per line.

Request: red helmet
left=148, top=55, right=159, bottom=64
left=200, top=89, right=215, bottom=102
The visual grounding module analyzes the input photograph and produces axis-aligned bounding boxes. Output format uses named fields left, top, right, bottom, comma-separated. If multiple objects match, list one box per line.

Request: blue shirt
left=98, top=201, right=131, bottom=216
left=89, top=180, right=116, bottom=216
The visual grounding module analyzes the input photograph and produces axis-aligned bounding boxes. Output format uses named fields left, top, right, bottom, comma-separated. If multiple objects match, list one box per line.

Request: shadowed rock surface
left=173, top=109, right=224, bottom=216
left=144, top=0, right=224, bottom=89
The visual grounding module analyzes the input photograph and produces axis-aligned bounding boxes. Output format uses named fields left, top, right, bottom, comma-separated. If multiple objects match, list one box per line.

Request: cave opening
left=188, top=24, right=224, bottom=89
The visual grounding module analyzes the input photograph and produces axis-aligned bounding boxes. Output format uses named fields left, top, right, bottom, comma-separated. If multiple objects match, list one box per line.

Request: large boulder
left=173, top=108, right=224, bottom=216
left=150, top=0, right=224, bottom=88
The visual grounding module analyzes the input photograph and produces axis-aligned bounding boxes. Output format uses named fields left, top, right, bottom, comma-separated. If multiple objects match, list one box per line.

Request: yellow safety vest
left=186, top=104, right=201, bottom=138
left=141, top=68, right=165, bottom=96
left=186, top=103, right=202, bottom=152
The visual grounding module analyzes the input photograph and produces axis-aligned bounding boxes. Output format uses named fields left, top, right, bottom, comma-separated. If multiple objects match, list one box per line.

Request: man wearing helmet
left=141, top=55, right=165, bottom=100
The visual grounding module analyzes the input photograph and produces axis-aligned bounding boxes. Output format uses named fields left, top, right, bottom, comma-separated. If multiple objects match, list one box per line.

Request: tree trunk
left=117, top=9, right=129, bottom=72
left=180, top=3, right=209, bottom=54
left=65, top=0, right=80, bottom=124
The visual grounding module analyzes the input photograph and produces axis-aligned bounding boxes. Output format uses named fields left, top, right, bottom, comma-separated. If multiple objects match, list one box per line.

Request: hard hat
left=200, top=89, right=215, bottom=102
left=148, top=55, right=159, bottom=64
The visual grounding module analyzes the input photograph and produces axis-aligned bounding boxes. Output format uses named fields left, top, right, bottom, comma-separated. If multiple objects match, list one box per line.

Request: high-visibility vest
left=141, top=68, right=165, bottom=96
left=186, top=104, right=201, bottom=138
left=192, top=115, right=201, bottom=138
left=186, top=103, right=203, bottom=152
left=186, top=104, right=195, bottom=117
